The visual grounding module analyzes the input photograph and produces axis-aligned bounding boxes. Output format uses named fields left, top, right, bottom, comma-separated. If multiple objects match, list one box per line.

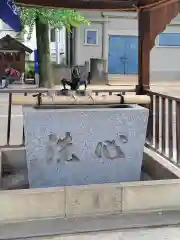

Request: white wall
left=75, top=23, right=103, bottom=65
left=0, top=21, right=16, bottom=38
left=108, top=18, right=138, bottom=34
left=150, top=24, right=180, bottom=80
left=75, top=11, right=103, bottom=66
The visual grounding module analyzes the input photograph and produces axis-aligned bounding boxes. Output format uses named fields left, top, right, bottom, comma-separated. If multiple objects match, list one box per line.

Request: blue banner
left=34, top=49, right=39, bottom=74
left=0, top=0, right=21, bottom=32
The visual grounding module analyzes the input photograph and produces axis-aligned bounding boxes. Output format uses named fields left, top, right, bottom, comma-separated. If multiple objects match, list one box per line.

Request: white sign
left=7, top=0, right=18, bottom=15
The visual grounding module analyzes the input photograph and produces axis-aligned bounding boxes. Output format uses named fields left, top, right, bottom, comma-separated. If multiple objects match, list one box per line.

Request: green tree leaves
left=19, top=7, right=89, bottom=87
left=19, top=7, right=89, bottom=39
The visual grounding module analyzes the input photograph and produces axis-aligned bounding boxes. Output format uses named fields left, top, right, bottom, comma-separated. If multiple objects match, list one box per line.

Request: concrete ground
left=108, top=74, right=180, bottom=97
left=108, top=74, right=180, bottom=87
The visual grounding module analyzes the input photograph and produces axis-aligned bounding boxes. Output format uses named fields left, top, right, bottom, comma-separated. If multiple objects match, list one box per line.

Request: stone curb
left=1, top=178, right=180, bottom=222
left=1, top=147, right=180, bottom=222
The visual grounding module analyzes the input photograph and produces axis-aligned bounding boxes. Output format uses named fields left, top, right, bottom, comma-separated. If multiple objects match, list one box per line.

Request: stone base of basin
left=0, top=147, right=180, bottom=224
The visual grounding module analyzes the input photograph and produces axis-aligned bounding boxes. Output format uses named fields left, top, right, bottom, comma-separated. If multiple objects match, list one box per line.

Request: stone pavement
left=27, top=227, right=180, bottom=240
left=2, top=210, right=180, bottom=240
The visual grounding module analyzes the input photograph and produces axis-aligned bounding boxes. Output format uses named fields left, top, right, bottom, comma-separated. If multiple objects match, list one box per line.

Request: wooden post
left=137, top=10, right=151, bottom=94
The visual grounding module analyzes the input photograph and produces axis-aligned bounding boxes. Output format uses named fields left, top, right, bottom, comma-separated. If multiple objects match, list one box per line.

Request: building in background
left=74, top=11, right=180, bottom=82
left=49, top=26, right=66, bottom=64
left=0, top=20, right=66, bottom=64
left=1, top=11, right=180, bottom=82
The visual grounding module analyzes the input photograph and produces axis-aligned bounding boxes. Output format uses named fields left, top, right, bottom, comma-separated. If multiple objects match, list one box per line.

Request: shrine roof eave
left=15, top=0, right=176, bottom=11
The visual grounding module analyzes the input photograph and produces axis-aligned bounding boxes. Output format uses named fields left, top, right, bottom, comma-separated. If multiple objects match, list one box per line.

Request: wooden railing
left=145, top=90, right=180, bottom=165
left=0, top=88, right=135, bottom=148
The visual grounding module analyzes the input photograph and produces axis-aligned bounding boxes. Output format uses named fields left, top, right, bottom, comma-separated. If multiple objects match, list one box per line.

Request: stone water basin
left=23, top=104, right=149, bottom=188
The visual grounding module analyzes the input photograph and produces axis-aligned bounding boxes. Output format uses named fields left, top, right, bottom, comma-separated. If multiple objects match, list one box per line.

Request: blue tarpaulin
left=0, top=0, right=21, bottom=32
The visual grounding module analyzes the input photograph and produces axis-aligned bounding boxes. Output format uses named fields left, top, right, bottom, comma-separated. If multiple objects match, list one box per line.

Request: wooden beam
left=138, top=0, right=167, bottom=7
left=16, top=0, right=137, bottom=9
left=137, top=0, right=180, bottom=93
left=149, top=0, right=180, bottom=49
left=137, top=10, right=151, bottom=93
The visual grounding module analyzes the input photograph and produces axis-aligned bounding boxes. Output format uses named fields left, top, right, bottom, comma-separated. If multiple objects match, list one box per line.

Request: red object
left=5, top=68, right=20, bottom=77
